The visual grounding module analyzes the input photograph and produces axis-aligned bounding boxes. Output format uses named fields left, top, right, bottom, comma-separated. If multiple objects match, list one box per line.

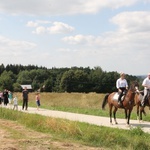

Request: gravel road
left=2, top=105, right=150, bottom=133
left=12, top=106, right=150, bottom=134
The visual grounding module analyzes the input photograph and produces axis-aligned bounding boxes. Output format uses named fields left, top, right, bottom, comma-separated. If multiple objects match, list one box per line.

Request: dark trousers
left=118, top=87, right=126, bottom=101
left=22, top=98, right=28, bottom=110
left=4, top=98, right=8, bottom=106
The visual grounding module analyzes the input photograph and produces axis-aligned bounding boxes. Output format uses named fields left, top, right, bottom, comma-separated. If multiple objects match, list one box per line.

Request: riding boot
left=118, top=100, right=121, bottom=105
left=141, top=100, right=144, bottom=106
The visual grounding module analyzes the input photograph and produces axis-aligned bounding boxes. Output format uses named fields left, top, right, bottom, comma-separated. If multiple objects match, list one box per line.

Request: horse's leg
left=139, top=107, right=144, bottom=122
left=126, top=108, right=133, bottom=126
left=109, top=105, right=113, bottom=125
left=143, top=108, right=146, bottom=116
left=124, top=109, right=128, bottom=123
left=137, top=105, right=140, bottom=121
left=113, top=107, right=118, bottom=124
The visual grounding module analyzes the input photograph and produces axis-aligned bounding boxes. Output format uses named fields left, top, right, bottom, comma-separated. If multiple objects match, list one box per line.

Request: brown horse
left=102, top=81, right=139, bottom=125
left=134, top=90, right=150, bottom=122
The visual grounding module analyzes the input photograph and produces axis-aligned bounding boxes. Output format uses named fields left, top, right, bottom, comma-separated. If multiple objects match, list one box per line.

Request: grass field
left=1, top=92, right=150, bottom=150
left=16, top=92, right=150, bottom=121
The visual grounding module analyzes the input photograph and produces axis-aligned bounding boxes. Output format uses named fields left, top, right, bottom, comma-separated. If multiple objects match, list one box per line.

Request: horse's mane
left=129, top=81, right=139, bottom=91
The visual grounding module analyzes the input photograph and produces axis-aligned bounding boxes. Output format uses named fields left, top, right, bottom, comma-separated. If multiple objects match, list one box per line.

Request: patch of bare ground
left=0, top=119, right=105, bottom=150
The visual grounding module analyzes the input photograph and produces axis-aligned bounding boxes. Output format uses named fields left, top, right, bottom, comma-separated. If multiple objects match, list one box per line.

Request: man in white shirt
left=141, top=73, right=150, bottom=106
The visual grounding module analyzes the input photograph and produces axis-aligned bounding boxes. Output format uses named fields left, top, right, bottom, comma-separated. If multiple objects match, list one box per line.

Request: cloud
left=26, top=20, right=51, bottom=27
left=27, top=21, right=74, bottom=34
left=26, top=21, right=38, bottom=27
left=0, top=36, right=36, bottom=52
left=62, top=34, right=96, bottom=45
left=32, top=26, right=46, bottom=34
left=47, top=22, right=74, bottom=34
left=110, top=11, right=150, bottom=33
left=62, top=11, right=150, bottom=54
left=0, top=0, right=143, bottom=16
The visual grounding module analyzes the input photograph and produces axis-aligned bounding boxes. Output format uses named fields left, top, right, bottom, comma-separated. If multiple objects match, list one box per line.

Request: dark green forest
left=0, top=64, right=142, bottom=93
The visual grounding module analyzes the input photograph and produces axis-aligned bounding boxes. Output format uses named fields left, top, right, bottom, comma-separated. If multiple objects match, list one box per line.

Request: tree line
left=0, top=64, right=141, bottom=93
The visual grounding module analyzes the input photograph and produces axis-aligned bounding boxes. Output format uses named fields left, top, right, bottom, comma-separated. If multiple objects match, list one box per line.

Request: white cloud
left=110, top=11, right=150, bottom=33
left=27, top=21, right=74, bottom=35
left=47, top=22, right=74, bottom=34
left=26, top=21, right=38, bottom=27
left=26, top=20, right=51, bottom=27
left=0, top=36, right=36, bottom=52
left=0, top=0, right=143, bottom=16
left=62, top=11, right=150, bottom=49
left=62, top=34, right=95, bottom=45
left=32, top=26, right=46, bottom=34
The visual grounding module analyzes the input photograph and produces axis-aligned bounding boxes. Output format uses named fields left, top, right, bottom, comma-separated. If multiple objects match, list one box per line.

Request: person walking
left=8, top=91, right=13, bottom=108
left=3, top=89, right=9, bottom=106
left=0, top=91, right=3, bottom=105
left=13, top=95, right=18, bottom=110
left=35, top=92, right=40, bottom=110
left=141, top=73, right=150, bottom=106
left=116, top=72, right=128, bottom=105
left=22, top=87, right=29, bottom=110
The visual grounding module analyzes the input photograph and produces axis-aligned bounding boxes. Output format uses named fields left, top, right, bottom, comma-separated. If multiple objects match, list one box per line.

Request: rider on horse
left=116, top=72, right=128, bottom=105
left=141, top=73, right=150, bottom=106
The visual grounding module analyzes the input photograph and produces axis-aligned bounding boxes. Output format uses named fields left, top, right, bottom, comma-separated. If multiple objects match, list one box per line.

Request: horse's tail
left=102, top=93, right=110, bottom=110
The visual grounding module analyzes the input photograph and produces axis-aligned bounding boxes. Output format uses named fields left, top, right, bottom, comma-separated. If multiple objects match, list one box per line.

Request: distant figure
left=35, top=93, right=40, bottom=110
left=22, top=87, right=29, bottom=110
left=3, top=89, right=9, bottom=106
left=8, top=91, right=13, bottom=108
left=0, top=91, right=3, bottom=105
left=13, top=95, right=18, bottom=110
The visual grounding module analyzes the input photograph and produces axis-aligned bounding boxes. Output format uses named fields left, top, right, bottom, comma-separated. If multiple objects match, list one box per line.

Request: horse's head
left=129, top=81, right=139, bottom=93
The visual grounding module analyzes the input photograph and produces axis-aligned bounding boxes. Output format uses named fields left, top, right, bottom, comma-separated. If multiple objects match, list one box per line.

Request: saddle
left=113, top=92, right=125, bottom=101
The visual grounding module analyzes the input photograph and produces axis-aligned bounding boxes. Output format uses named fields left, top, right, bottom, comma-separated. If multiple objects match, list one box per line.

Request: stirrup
left=118, top=101, right=121, bottom=104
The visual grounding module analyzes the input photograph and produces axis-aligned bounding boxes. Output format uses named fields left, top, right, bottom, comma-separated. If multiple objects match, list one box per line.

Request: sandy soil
left=0, top=119, right=104, bottom=150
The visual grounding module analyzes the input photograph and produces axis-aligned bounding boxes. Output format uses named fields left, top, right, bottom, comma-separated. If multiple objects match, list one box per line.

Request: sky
left=0, top=0, right=150, bottom=76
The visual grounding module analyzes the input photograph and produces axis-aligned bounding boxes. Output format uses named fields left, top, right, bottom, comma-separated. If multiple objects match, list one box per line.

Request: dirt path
left=19, top=106, right=150, bottom=133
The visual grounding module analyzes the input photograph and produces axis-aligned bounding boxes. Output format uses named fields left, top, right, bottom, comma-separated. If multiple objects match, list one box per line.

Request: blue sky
left=0, top=0, right=149, bottom=75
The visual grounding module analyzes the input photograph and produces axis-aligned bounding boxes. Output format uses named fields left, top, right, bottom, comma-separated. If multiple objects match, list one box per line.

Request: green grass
left=1, top=107, right=150, bottom=150
left=15, top=92, right=150, bottom=122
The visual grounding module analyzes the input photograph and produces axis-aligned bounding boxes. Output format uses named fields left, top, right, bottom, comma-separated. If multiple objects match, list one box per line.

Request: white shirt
left=142, top=77, right=150, bottom=89
left=13, top=97, right=18, bottom=105
left=116, top=78, right=128, bottom=89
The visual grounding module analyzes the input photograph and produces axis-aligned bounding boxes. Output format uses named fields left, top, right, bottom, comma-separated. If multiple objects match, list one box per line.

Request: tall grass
left=15, top=92, right=150, bottom=121
left=1, top=108, right=150, bottom=150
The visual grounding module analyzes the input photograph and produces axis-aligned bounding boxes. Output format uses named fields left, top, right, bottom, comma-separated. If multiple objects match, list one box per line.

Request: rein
left=123, top=86, right=139, bottom=103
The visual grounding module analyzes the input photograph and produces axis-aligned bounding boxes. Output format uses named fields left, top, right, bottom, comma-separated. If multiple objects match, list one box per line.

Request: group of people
left=0, top=89, right=18, bottom=110
left=116, top=72, right=150, bottom=106
left=0, top=87, right=41, bottom=111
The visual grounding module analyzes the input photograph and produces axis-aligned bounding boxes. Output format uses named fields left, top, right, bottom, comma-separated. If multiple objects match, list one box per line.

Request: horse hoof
left=126, top=124, right=130, bottom=128
left=139, top=120, right=144, bottom=123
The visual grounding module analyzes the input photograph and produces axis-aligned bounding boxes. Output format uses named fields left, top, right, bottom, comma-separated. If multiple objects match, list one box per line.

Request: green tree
left=89, top=66, right=104, bottom=93
left=0, top=71, right=14, bottom=91
left=60, top=70, right=75, bottom=92
left=13, top=83, right=22, bottom=92
left=17, top=70, right=32, bottom=84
